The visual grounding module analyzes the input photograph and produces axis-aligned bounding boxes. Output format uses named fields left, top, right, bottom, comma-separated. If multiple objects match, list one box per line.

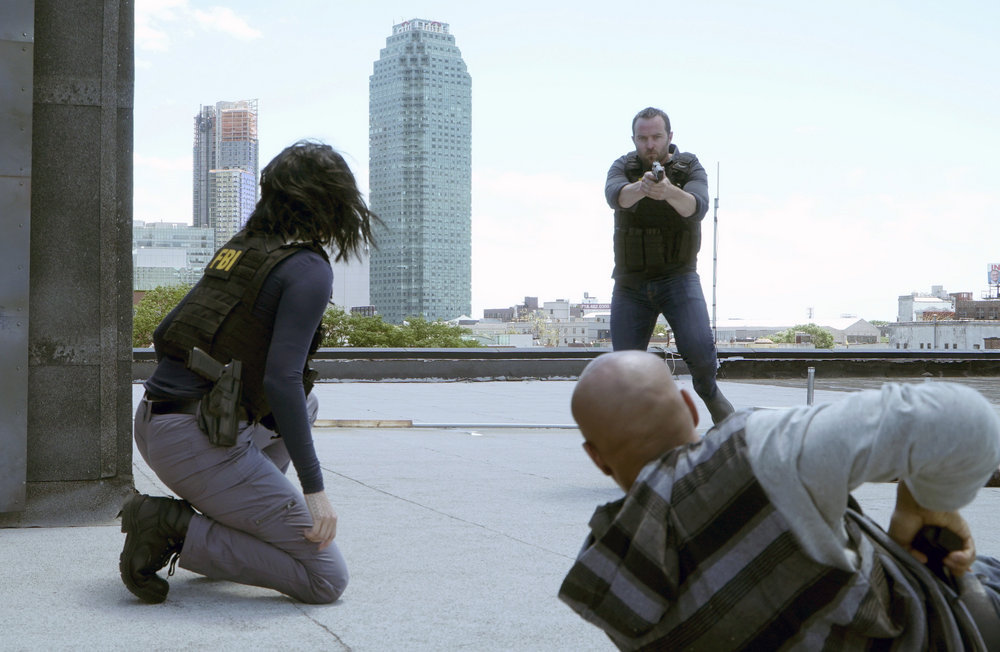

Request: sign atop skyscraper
left=192, top=99, right=259, bottom=248
left=393, top=19, right=448, bottom=35
left=369, top=19, right=472, bottom=324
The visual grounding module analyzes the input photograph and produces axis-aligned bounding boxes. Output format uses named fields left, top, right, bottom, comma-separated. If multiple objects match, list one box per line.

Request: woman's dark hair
left=245, top=140, right=379, bottom=262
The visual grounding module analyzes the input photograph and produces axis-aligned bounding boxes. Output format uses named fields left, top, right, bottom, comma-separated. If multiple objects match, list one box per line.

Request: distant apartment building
left=193, top=99, right=259, bottom=246
left=133, top=221, right=214, bottom=290
left=956, top=299, right=1000, bottom=320
left=890, top=282, right=1000, bottom=350
left=369, top=18, right=472, bottom=323
left=484, top=297, right=538, bottom=323
left=896, top=285, right=967, bottom=321
left=470, top=295, right=611, bottom=346
left=483, top=308, right=515, bottom=322
left=542, top=300, right=571, bottom=321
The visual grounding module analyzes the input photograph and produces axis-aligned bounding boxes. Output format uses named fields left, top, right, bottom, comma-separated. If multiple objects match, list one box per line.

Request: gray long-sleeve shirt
left=746, top=381, right=1000, bottom=571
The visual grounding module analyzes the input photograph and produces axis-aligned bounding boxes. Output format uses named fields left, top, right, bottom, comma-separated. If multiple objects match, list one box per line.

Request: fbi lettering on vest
left=208, top=248, right=243, bottom=274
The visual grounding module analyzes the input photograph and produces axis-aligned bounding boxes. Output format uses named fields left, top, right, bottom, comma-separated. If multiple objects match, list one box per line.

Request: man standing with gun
left=605, top=107, right=734, bottom=424
left=119, top=141, right=378, bottom=604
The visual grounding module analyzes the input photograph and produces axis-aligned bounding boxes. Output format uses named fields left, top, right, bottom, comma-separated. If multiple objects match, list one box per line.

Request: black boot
left=706, top=392, right=735, bottom=425
left=119, top=494, right=194, bottom=603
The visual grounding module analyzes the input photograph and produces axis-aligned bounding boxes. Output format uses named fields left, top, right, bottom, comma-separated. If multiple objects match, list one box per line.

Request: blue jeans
left=610, top=272, right=720, bottom=403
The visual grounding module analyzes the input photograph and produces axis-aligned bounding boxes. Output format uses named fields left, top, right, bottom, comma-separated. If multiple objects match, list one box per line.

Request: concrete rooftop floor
left=1, top=376, right=998, bottom=651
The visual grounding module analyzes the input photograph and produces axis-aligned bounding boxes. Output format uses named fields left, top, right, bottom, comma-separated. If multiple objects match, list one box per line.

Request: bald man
left=559, top=351, right=1000, bottom=651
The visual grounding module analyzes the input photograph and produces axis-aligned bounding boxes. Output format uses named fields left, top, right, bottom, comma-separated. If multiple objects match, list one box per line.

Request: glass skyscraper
left=369, top=18, right=472, bottom=323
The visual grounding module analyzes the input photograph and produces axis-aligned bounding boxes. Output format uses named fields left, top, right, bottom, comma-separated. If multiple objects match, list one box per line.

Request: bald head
left=572, top=351, right=699, bottom=491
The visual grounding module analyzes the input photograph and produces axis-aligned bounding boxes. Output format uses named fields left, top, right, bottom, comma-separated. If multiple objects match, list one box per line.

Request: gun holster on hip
left=186, top=347, right=244, bottom=447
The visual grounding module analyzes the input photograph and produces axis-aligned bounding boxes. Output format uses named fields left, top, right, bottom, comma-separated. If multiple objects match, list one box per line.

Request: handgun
left=651, top=161, right=665, bottom=182
left=912, top=525, right=963, bottom=585
left=187, top=346, right=225, bottom=381
left=187, top=347, right=243, bottom=447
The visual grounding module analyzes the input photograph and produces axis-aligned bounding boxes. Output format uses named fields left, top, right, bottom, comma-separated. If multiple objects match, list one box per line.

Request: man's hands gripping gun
left=912, top=525, right=964, bottom=586
left=187, top=347, right=243, bottom=447
left=889, top=481, right=976, bottom=580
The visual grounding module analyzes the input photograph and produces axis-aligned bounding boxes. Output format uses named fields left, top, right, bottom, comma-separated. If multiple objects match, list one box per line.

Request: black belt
left=146, top=396, right=200, bottom=416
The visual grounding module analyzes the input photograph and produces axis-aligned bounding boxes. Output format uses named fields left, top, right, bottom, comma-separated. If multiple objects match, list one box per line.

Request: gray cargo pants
left=133, top=394, right=348, bottom=603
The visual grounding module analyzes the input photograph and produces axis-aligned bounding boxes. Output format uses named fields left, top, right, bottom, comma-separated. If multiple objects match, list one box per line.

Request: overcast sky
left=134, top=0, right=1000, bottom=323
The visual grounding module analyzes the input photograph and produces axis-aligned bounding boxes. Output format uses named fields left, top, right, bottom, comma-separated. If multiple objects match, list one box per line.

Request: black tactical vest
left=160, top=230, right=329, bottom=423
left=613, top=151, right=702, bottom=277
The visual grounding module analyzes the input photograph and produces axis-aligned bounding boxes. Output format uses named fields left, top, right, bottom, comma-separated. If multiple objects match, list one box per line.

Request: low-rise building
left=897, top=285, right=968, bottom=322
left=822, top=317, right=881, bottom=345
left=714, top=318, right=880, bottom=346
left=887, top=320, right=1000, bottom=351
left=133, top=220, right=214, bottom=291
left=890, top=281, right=1000, bottom=350
left=956, top=299, right=1000, bottom=320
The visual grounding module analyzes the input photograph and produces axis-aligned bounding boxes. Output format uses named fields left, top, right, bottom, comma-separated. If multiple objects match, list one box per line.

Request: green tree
left=320, top=307, right=480, bottom=347
left=528, top=312, right=558, bottom=347
left=321, top=306, right=395, bottom=346
left=133, top=284, right=191, bottom=347
left=397, top=317, right=479, bottom=347
left=769, top=323, right=834, bottom=349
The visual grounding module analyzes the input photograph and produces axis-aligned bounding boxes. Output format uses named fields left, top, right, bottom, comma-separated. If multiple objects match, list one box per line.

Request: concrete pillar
left=0, top=0, right=134, bottom=526
left=0, top=1, right=34, bottom=517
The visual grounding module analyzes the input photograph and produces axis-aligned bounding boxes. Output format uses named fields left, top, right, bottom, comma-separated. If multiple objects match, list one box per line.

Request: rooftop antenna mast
left=712, top=162, right=719, bottom=343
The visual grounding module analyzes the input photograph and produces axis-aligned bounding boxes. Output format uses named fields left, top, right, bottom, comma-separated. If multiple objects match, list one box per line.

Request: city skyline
left=133, top=1, right=1000, bottom=324
left=368, top=18, right=473, bottom=323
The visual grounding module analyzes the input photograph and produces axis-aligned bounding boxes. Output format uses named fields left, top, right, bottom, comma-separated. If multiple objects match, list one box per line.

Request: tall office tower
left=369, top=18, right=472, bottom=323
left=192, top=99, right=259, bottom=242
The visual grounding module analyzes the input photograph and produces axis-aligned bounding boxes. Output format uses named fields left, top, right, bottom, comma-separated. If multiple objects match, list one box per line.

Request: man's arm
left=616, top=179, right=647, bottom=209
left=605, top=156, right=632, bottom=210
left=888, top=481, right=975, bottom=576
left=629, top=176, right=698, bottom=216
left=676, top=156, right=709, bottom=221
left=746, top=382, right=1000, bottom=569
left=605, top=154, right=706, bottom=217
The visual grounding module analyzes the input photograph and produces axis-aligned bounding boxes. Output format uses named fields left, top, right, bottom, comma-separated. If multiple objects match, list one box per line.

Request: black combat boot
left=706, top=392, right=735, bottom=425
left=119, top=494, right=194, bottom=603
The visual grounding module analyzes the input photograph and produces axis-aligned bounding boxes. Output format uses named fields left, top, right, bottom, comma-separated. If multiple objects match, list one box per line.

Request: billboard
left=990, top=263, right=1000, bottom=285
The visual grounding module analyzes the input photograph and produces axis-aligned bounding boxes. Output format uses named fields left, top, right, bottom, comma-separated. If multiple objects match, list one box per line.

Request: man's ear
left=680, top=388, right=699, bottom=428
left=582, top=441, right=613, bottom=478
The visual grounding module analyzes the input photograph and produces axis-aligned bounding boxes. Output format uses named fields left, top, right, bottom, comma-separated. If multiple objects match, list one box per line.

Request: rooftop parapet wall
left=131, top=348, right=1000, bottom=382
